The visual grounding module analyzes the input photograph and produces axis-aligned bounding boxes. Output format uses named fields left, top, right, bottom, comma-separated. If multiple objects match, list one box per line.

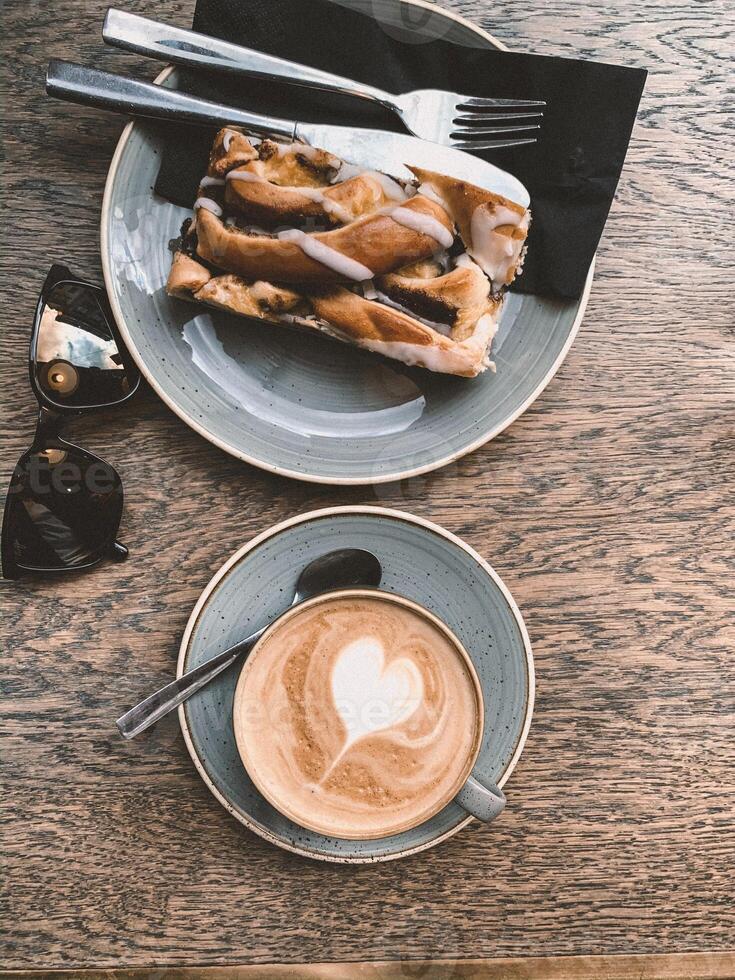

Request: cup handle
left=455, top=773, right=506, bottom=822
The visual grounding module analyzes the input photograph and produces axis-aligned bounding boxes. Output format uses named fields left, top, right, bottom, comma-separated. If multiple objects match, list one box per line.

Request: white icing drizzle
left=330, top=163, right=408, bottom=202
left=277, top=228, right=373, bottom=281
left=360, top=338, right=476, bottom=375
left=489, top=205, right=525, bottom=229
left=387, top=206, right=454, bottom=248
left=273, top=140, right=317, bottom=158
left=194, top=197, right=223, bottom=217
left=417, top=182, right=446, bottom=208
left=469, top=204, right=529, bottom=284
left=222, top=130, right=235, bottom=152
left=226, top=170, right=353, bottom=224
left=361, top=280, right=378, bottom=300
left=226, top=170, right=265, bottom=182
left=475, top=311, right=500, bottom=347
left=332, top=161, right=362, bottom=182
left=363, top=171, right=408, bottom=201
left=308, top=194, right=353, bottom=224
left=199, top=175, right=225, bottom=188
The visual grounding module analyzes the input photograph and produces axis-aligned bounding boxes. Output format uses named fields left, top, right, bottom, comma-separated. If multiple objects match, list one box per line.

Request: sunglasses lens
left=33, top=282, right=134, bottom=408
left=3, top=445, right=123, bottom=574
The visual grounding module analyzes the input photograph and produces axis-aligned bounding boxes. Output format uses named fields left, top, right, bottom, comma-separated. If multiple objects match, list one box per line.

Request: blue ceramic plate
left=100, top=0, right=592, bottom=485
left=177, top=507, right=534, bottom=862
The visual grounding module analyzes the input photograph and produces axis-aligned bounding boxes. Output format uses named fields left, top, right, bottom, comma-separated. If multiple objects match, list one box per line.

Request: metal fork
left=103, top=8, right=544, bottom=150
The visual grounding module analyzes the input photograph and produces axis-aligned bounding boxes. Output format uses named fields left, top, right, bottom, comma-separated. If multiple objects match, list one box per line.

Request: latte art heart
left=330, top=637, right=424, bottom=753
left=233, top=594, right=482, bottom=840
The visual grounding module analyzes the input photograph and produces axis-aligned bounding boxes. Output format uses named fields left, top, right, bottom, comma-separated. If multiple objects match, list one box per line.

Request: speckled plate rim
left=176, top=505, right=535, bottom=862
left=100, top=0, right=594, bottom=486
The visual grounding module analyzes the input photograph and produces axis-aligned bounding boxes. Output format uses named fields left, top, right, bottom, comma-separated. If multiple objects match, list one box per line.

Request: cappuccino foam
left=233, top=593, right=481, bottom=839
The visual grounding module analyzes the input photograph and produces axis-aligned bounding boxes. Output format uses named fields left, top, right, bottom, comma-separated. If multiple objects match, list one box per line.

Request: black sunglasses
left=1, top=265, right=141, bottom=579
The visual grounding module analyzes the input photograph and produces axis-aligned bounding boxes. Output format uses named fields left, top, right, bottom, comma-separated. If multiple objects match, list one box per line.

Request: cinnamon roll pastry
left=167, top=128, right=531, bottom=377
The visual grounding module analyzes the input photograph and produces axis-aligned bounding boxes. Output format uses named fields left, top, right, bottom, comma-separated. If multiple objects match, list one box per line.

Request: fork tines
left=451, top=96, right=545, bottom=150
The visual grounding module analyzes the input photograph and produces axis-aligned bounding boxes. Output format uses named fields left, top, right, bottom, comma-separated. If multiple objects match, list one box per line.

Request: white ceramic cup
left=233, top=589, right=505, bottom=838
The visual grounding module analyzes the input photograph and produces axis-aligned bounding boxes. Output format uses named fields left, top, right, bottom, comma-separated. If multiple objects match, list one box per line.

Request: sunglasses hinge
left=32, top=406, right=65, bottom=446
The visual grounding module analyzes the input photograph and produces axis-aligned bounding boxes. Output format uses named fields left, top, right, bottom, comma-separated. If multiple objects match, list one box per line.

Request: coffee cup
left=233, top=589, right=505, bottom=839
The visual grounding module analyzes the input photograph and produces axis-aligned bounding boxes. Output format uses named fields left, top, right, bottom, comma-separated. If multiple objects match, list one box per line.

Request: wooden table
left=2, top=0, right=733, bottom=975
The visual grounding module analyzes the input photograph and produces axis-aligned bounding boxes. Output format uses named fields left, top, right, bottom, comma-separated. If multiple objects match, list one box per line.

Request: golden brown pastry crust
left=196, top=276, right=305, bottom=319
left=194, top=195, right=454, bottom=284
left=225, top=170, right=390, bottom=227
left=208, top=128, right=259, bottom=177
left=256, top=139, right=341, bottom=185
left=378, top=261, right=493, bottom=340
left=167, top=129, right=529, bottom=377
left=167, top=252, right=212, bottom=297
left=310, top=287, right=441, bottom=346
left=166, top=254, right=502, bottom=377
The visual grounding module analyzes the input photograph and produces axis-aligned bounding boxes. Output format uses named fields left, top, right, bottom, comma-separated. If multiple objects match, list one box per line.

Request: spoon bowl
left=294, top=548, right=382, bottom=604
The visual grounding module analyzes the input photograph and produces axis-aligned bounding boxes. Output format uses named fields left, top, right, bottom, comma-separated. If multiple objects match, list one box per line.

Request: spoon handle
left=116, top=627, right=265, bottom=739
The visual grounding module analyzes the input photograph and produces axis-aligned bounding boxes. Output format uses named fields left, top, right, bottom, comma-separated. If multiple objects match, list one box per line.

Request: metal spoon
left=116, top=548, right=382, bottom=739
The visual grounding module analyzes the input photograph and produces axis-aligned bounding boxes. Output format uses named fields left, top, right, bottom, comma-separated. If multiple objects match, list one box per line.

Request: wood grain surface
left=5, top=951, right=735, bottom=979
left=1, top=0, right=733, bottom=972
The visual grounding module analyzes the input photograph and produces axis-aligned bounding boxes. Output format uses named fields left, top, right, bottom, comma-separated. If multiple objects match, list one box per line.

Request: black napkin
left=155, top=0, right=646, bottom=299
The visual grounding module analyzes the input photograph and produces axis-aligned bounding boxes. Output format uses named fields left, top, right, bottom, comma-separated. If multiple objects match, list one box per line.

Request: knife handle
left=45, top=59, right=298, bottom=140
